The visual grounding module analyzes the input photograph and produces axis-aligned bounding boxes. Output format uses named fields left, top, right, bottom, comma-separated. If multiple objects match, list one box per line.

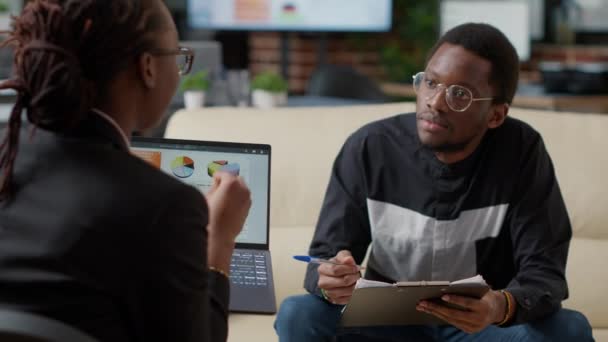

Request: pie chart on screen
left=207, top=160, right=240, bottom=177
left=170, top=156, right=195, bottom=178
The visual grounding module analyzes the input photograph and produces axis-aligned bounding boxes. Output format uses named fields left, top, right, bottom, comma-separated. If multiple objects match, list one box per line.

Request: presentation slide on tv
left=132, top=147, right=269, bottom=245
left=188, top=0, right=392, bottom=31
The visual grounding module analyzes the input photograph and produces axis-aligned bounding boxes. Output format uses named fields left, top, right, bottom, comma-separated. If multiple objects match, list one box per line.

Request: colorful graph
left=207, top=160, right=240, bottom=177
left=235, top=0, right=270, bottom=21
left=132, top=150, right=161, bottom=168
left=171, top=156, right=195, bottom=178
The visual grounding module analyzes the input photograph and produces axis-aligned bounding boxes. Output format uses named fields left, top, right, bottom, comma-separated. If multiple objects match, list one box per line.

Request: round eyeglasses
left=412, top=72, right=493, bottom=112
left=149, top=46, right=195, bottom=76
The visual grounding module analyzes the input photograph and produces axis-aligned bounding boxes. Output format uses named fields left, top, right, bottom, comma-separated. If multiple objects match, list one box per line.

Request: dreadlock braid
left=0, top=0, right=165, bottom=200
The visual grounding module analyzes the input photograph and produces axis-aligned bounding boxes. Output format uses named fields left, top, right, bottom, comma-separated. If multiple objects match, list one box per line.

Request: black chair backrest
left=307, top=65, right=387, bottom=102
left=0, top=309, right=99, bottom=342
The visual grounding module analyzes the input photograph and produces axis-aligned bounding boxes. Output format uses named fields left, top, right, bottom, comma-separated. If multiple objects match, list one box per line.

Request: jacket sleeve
left=505, top=133, right=571, bottom=324
left=304, top=133, right=372, bottom=297
left=125, top=185, right=230, bottom=342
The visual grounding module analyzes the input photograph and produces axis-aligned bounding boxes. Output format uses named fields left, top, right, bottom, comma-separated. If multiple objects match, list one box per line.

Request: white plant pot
left=184, top=91, right=205, bottom=109
left=252, top=90, right=287, bottom=109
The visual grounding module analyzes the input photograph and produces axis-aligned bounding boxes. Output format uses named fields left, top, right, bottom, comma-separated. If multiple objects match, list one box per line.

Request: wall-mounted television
left=187, top=0, right=392, bottom=32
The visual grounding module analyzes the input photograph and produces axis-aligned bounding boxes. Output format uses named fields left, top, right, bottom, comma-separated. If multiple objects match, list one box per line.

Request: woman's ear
left=136, top=52, right=157, bottom=89
left=487, top=103, right=509, bottom=129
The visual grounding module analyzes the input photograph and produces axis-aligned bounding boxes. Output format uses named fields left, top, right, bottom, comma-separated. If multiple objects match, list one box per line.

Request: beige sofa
left=165, top=102, right=607, bottom=342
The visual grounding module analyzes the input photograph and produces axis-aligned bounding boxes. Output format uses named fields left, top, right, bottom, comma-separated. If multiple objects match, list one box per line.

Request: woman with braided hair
left=0, top=1, right=251, bottom=341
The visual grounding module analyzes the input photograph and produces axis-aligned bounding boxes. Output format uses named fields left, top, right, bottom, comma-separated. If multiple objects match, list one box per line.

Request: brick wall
left=248, top=34, right=608, bottom=94
left=248, top=32, right=384, bottom=94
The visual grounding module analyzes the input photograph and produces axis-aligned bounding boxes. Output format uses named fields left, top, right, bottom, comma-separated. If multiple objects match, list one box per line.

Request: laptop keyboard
left=230, top=250, right=269, bottom=287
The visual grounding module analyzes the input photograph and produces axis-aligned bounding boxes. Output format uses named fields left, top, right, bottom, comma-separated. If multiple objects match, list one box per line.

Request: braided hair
left=0, top=0, right=166, bottom=200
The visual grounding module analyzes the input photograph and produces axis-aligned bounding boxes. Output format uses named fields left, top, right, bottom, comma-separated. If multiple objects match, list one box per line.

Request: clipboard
left=340, top=278, right=490, bottom=327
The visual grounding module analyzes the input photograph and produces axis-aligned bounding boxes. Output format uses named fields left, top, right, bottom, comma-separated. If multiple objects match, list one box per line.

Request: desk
left=381, top=82, right=608, bottom=114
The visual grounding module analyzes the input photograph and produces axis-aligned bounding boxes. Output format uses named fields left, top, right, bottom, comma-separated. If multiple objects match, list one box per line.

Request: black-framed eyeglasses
left=412, top=71, right=493, bottom=112
left=149, top=46, right=194, bottom=75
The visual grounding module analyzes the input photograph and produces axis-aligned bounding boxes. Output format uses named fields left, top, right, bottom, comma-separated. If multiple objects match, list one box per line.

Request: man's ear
left=487, top=103, right=509, bottom=129
left=137, top=52, right=157, bottom=89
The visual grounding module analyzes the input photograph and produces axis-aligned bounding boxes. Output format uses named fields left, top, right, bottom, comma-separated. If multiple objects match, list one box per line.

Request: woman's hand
left=205, top=172, right=251, bottom=273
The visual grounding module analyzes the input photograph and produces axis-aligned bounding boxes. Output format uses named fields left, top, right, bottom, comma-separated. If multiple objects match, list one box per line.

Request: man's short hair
left=427, top=23, right=519, bottom=105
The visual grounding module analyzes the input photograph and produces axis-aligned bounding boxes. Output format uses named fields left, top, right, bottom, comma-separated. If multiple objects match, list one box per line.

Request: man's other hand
left=416, top=290, right=507, bottom=334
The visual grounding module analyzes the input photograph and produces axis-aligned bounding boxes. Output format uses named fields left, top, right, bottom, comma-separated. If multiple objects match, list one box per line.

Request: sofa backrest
left=509, top=109, right=607, bottom=240
left=164, top=103, right=607, bottom=240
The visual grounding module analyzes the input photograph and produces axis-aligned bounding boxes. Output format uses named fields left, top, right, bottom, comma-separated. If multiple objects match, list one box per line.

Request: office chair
left=0, top=308, right=99, bottom=342
left=307, top=65, right=387, bottom=103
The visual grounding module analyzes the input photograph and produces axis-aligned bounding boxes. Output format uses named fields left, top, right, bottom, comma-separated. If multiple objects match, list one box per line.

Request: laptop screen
left=131, top=137, right=271, bottom=248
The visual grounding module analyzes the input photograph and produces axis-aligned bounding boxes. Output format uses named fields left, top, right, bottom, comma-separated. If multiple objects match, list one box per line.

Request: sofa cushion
left=269, top=226, right=314, bottom=304
left=228, top=314, right=276, bottom=342
left=510, top=111, right=608, bottom=240
left=563, top=237, right=608, bottom=328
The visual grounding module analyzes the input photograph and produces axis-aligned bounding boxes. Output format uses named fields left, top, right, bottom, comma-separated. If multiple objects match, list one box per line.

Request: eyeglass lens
left=177, top=54, right=189, bottom=75
left=413, top=73, right=473, bottom=111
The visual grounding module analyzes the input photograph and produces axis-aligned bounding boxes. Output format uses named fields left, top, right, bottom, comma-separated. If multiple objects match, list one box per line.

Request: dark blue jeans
left=274, top=294, right=594, bottom=342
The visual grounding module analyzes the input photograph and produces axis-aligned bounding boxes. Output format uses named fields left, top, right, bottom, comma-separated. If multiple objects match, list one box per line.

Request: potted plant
left=180, top=70, right=210, bottom=109
left=251, top=71, right=288, bottom=108
left=379, top=0, right=438, bottom=83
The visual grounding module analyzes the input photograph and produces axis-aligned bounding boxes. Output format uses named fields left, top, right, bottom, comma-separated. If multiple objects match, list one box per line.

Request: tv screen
left=187, top=0, right=392, bottom=32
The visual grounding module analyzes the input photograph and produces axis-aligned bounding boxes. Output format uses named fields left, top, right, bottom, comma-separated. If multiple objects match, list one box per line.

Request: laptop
left=131, top=137, right=277, bottom=314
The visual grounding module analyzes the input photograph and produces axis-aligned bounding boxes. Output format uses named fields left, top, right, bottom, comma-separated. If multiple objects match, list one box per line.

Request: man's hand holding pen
left=317, top=250, right=361, bottom=305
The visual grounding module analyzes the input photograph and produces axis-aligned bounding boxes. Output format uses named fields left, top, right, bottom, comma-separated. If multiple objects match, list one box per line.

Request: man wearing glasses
left=275, top=23, right=593, bottom=341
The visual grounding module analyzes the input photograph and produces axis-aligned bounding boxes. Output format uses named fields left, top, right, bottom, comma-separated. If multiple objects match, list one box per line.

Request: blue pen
left=293, top=255, right=365, bottom=270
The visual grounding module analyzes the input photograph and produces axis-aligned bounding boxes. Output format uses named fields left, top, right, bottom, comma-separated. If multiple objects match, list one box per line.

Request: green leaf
left=251, top=71, right=288, bottom=93
left=179, top=70, right=210, bottom=92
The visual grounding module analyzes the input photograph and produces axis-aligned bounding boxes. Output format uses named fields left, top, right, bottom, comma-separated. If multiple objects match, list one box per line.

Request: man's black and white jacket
left=304, top=112, right=571, bottom=324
